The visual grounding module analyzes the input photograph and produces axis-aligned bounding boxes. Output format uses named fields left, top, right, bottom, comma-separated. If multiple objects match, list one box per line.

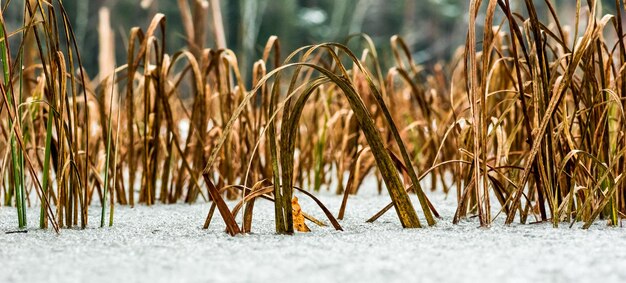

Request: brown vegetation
left=0, top=0, right=624, bottom=234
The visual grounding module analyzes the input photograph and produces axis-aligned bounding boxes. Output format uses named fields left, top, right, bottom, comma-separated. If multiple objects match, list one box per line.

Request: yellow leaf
left=292, top=196, right=311, bottom=232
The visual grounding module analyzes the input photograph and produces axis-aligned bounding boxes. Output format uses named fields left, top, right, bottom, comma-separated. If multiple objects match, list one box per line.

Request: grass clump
left=0, top=0, right=625, bottom=234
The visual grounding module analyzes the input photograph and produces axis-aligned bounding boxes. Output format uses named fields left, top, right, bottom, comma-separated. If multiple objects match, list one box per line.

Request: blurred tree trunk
left=177, top=0, right=209, bottom=59
left=239, top=0, right=268, bottom=82
left=98, top=7, right=117, bottom=114
left=210, top=0, right=226, bottom=49
left=328, top=0, right=357, bottom=41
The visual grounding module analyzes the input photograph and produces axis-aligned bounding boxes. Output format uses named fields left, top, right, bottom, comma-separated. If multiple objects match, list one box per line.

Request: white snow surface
left=1, top=188, right=625, bottom=283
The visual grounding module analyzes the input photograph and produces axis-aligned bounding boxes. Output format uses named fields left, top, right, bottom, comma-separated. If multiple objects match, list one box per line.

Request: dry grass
left=0, top=0, right=624, bottom=234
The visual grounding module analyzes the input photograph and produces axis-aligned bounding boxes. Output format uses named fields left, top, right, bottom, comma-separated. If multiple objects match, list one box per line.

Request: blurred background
left=3, top=0, right=621, bottom=78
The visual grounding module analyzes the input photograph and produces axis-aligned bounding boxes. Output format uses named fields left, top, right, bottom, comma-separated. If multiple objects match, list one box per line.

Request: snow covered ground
left=1, top=188, right=625, bottom=283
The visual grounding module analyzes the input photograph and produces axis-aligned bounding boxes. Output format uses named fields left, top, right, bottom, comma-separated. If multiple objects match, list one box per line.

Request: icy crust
left=1, top=191, right=625, bottom=283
